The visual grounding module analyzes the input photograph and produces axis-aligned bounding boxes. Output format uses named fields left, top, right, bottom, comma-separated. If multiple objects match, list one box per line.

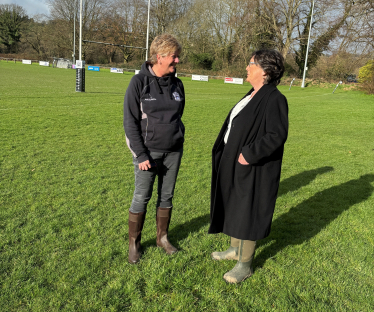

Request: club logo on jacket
left=172, top=92, right=182, bottom=101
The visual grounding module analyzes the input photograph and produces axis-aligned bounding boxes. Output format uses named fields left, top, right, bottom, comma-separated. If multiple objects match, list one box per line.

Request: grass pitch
left=1, top=61, right=374, bottom=311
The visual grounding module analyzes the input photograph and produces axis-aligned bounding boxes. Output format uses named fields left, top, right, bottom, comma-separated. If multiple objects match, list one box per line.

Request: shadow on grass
left=277, top=166, right=334, bottom=197
left=133, top=167, right=334, bottom=252
left=256, top=173, right=374, bottom=269
left=141, top=214, right=210, bottom=250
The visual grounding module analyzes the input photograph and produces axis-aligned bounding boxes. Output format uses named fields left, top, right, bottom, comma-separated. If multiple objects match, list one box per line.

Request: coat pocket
left=234, top=162, right=254, bottom=189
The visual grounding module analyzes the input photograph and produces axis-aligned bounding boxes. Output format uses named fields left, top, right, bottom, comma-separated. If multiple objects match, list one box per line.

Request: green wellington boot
left=223, top=240, right=256, bottom=284
left=211, top=237, right=240, bottom=260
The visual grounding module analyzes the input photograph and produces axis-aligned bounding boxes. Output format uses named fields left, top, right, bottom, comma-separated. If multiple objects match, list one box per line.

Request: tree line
left=1, top=0, right=373, bottom=80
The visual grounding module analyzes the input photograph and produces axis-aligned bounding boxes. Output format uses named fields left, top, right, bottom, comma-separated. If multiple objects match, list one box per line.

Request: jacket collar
left=228, top=83, right=277, bottom=122
left=245, top=83, right=277, bottom=100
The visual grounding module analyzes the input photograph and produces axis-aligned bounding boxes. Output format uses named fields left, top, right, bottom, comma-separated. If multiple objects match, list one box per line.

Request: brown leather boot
left=128, top=211, right=146, bottom=264
left=156, top=207, right=177, bottom=255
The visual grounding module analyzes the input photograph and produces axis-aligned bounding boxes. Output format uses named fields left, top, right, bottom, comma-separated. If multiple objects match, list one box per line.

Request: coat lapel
left=233, top=84, right=276, bottom=119
left=213, top=84, right=277, bottom=150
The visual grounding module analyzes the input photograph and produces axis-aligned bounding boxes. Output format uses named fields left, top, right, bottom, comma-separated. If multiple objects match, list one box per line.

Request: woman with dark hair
left=124, top=34, right=185, bottom=264
left=209, top=49, right=288, bottom=283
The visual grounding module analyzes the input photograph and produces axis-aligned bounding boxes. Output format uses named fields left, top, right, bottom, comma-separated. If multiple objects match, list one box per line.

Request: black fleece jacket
left=123, top=62, right=185, bottom=163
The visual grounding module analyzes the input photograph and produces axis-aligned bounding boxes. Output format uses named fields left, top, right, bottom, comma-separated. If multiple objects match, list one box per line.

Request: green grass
left=1, top=61, right=374, bottom=311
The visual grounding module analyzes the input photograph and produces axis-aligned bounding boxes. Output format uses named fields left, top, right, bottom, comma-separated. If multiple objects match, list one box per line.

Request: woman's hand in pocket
left=238, top=153, right=249, bottom=165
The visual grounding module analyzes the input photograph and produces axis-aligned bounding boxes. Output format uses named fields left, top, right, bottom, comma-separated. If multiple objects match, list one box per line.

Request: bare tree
left=170, top=0, right=254, bottom=66
left=151, top=0, right=191, bottom=35
left=339, top=0, right=374, bottom=53
left=13, top=0, right=372, bottom=75
left=114, top=0, right=149, bottom=62
left=47, top=0, right=109, bottom=59
left=294, top=0, right=355, bottom=76
left=256, top=0, right=306, bottom=57
left=23, top=16, right=49, bottom=58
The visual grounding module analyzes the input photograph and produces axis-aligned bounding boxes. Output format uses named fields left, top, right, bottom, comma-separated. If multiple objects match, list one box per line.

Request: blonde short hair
left=149, top=34, right=182, bottom=65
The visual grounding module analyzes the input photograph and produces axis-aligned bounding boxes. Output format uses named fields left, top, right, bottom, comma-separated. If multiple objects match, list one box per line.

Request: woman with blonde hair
left=124, top=34, right=185, bottom=264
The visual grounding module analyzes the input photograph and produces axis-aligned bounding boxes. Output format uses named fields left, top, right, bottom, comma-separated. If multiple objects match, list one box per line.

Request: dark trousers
left=129, top=148, right=183, bottom=213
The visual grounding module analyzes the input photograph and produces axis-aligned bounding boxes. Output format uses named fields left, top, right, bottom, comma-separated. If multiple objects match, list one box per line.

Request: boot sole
left=223, top=273, right=252, bottom=284
left=157, top=245, right=178, bottom=255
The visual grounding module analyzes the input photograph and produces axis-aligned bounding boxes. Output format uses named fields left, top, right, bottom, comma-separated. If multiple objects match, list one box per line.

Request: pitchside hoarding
left=22, top=60, right=32, bottom=65
left=224, top=77, right=244, bottom=85
left=110, top=68, right=124, bottom=74
left=192, top=75, right=209, bottom=82
left=39, top=61, right=49, bottom=67
left=88, top=66, right=100, bottom=71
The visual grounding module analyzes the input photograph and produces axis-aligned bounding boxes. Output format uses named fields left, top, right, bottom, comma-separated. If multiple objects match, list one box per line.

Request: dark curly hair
left=252, top=50, right=285, bottom=86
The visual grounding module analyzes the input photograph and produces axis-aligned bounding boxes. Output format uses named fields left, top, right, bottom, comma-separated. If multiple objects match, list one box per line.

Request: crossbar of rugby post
left=83, top=40, right=147, bottom=50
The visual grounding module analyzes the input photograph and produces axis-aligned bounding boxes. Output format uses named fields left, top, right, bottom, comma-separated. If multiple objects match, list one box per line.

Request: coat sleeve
left=123, top=76, right=149, bottom=163
left=241, top=93, right=288, bottom=165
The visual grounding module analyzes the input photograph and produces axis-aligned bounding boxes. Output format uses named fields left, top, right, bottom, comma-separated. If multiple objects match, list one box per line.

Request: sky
left=0, top=0, right=50, bottom=17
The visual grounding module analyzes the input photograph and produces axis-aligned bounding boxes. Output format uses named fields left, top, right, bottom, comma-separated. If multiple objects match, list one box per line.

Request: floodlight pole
left=301, top=0, right=315, bottom=88
left=79, top=0, right=82, bottom=60
left=73, top=0, right=76, bottom=64
left=145, top=0, right=151, bottom=61
left=76, top=0, right=85, bottom=92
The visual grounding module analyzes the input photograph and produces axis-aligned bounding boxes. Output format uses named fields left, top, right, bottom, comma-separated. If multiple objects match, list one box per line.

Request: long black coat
left=208, top=84, right=288, bottom=240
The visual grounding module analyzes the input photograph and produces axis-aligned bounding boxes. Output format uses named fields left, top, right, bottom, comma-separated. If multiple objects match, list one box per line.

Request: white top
left=224, top=94, right=252, bottom=144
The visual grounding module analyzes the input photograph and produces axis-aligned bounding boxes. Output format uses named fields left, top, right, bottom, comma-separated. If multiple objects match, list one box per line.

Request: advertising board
left=192, top=75, right=209, bottom=82
left=88, top=66, right=100, bottom=71
left=224, top=77, right=244, bottom=85
left=110, top=68, right=124, bottom=74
